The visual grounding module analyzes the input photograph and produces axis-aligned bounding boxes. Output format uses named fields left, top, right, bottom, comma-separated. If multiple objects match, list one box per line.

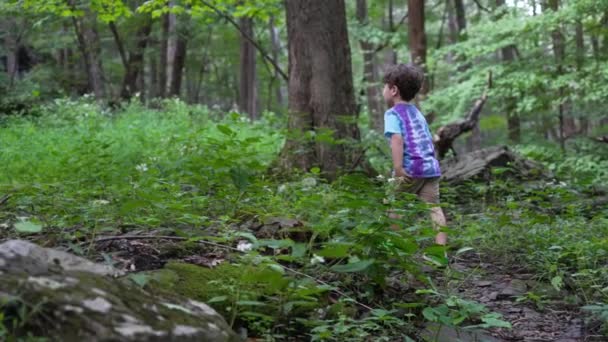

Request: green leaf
left=236, top=300, right=266, bottom=306
left=257, top=239, right=294, bottom=249
left=128, top=273, right=150, bottom=288
left=291, top=243, right=307, bottom=258
left=422, top=307, right=438, bottom=322
left=551, top=275, right=563, bottom=291
left=316, top=243, right=351, bottom=258
left=234, top=232, right=258, bottom=244
left=455, top=247, right=475, bottom=255
left=14, top=221, right=42, bottom=234
left=216, top=124, right=234, bottom=136
left=330, top=259, right=374, bottom=273
left=120, top=200, right=147, bottom=215
left=208, top=296, right=228, bottom=303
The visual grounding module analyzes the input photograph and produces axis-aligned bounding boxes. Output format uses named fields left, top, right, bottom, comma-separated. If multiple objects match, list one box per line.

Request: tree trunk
left=547, top=0, right=566, bottom=152
left=497, top=0, right=520, bottom=143
left=239, top=17, right=258, bottom=119
left=280, top=0, right=364, bottom=179
left=269, top=16, right=285, bottom=108
left=4, top=20, right=19, bottom=86
left=453, top=0, right=467, bottom=35
left=575, top=20, right=584, bottom=69
left=357, top=0, right=383, bottom=133
left=150, top=51, right=158, bottom=99
left=167, top=13, right=188, bottom=97
left=70, top=5, right=105, bottom=100
left=408, top=0, right=428, bottom=96
left=120, top=15, right=153, bottom=100
left=158, top=14, right=169, bottom=98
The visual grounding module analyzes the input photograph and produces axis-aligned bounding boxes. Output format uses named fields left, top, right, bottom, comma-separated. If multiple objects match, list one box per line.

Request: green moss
left=147, top=261, right=289, bottom=303
left=149, top=262, right=244, bottom=302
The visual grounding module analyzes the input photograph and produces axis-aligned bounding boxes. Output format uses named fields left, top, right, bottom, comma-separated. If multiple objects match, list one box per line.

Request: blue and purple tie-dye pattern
left=383, top=103, right=441, bottom=178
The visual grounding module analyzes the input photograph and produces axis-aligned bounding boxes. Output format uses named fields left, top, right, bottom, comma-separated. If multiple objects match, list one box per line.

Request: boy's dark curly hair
left=382, top=63, right=424, bottom=101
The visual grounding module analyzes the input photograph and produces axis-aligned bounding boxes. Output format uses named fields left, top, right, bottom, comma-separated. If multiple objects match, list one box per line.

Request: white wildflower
left=387, top=177, right=396, bottom=183
left=310, top=254, right=325, bottom=265
left=135, top=163, right=148, bottom=172
left=236, top=241, right=253, bottom=252
left=92, top=200, right=110, bottom=206
left=376, top=174, right=385, bottom=181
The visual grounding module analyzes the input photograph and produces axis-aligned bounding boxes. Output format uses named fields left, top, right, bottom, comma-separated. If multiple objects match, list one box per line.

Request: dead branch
left=433, top=71, right=492, bottom=159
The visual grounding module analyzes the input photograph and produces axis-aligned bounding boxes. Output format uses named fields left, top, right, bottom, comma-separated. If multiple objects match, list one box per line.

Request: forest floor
left=435, top=252, right=595, bottom=342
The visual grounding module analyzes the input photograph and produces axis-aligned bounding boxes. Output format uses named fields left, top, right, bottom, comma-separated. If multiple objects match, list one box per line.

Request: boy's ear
left=390, top=85, right=399, bottom=96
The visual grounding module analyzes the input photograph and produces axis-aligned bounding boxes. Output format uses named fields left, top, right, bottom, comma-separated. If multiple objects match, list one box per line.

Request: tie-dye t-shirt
left=384, top=103, right=441, bottom=178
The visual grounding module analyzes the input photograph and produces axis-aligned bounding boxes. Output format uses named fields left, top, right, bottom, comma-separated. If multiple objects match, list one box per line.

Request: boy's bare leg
left=418, top=179, right=448, bottom=246
left=431, top=207, right=448, bottom=245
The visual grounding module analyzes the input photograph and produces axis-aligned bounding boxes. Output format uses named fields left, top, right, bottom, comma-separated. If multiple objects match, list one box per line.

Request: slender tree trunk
left=357, top=0, right=383, bottom=133
left=70, top=5, right=105, bottom=100
left=575, top=20, right=585, bottom=69
left=383, top=0, right=398, bottom=66
left=167, top=13, right=188, bottom=97
left=280, top=0, right=364, bottom=178
left=4, top=20, right=19, bottom=86
left=109, top=21, right=128, bottom=69
left=547, top=0, right=566, bottom=151
left=239, top=17, right=258, bottom=119
left=496, top=0, right=520, bottom=143
left=408, top=0, right=428, bottom=96
left=269, top=16, right=285, bottom=108
left=575, top=21, right=587, bottom=134
left=150, top=51, right=158, bottom=99
left=453, top=0, right=466, bottom=36
left=158, top=14, right=169, bottom=98
left=121, top=15, right=153, bottom=100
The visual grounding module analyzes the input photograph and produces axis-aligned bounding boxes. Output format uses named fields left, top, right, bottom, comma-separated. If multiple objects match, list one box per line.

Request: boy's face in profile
left=383, top=83, right=399, bottom=108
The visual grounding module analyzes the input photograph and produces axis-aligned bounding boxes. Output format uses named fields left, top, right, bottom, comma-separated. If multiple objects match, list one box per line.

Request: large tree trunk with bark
left=70, top=5, right=105, bottom=100
left=120, top=15, right=153, bottom=100
left=357, top=0, right=383, bottom=133
left=239, top=17, right=258, bottom=119
left=408, top=0, right=428, bottom=96
left=279, top=0, right=364, bottom=179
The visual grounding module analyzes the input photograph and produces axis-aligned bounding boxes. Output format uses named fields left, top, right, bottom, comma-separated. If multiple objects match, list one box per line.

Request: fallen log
left=433, top=72, right=492, bottom=159
left=440, top=145, right=550, bottom=184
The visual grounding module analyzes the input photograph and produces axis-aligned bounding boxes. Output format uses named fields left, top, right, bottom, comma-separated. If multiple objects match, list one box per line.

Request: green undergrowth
left=1, top=98, right=607, bottom=339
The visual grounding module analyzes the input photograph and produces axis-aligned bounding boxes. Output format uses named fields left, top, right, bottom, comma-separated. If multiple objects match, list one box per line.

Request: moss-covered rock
left=0, top=240, right=239, bottom=341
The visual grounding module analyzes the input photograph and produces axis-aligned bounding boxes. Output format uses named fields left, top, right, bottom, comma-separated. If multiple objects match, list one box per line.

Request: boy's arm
left=390, top=134, right=407, bottom=177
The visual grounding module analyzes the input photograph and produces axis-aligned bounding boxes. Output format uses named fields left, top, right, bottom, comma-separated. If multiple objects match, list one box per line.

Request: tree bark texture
left=120, top=14, right=153, bottom=99
left=280, top=0, right=363, bottom=178
left=70, top=5, right=105, bottom=100
left=357, top=0, right=383, bottom=134
left=407, top=0, right=428, bottom=95
left=239, top=17, right=258, bottom=119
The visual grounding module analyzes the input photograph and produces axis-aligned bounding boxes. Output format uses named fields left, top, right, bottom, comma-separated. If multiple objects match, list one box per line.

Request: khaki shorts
left=394, top=176, right=440, bottom=204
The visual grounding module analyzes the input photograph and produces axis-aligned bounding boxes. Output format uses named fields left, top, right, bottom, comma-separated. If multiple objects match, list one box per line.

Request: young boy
left=382, top=63, right=447, bottom=245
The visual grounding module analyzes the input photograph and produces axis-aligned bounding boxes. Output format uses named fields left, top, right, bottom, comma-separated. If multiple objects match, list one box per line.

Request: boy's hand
left=394, top=168, right=410, bottom=179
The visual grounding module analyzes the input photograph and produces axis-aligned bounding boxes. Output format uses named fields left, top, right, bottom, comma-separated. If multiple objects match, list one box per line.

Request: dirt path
left=440, top=251, right=599, bottom=342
